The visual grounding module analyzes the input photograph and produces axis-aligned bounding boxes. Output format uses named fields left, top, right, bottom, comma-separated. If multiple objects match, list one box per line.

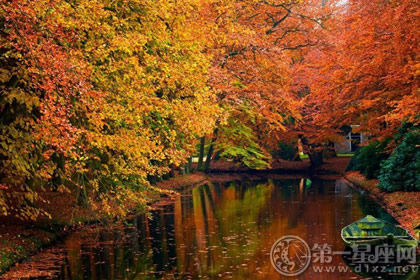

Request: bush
left=272, top=142, right=298, bottom=161
left=378, top=129, right=420, bottom=192
left=346, top=138, right=391, bottom=179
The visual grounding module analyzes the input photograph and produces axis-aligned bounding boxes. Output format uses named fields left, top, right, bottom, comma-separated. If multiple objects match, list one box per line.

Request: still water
left=3, top=176, right=415, bottom=280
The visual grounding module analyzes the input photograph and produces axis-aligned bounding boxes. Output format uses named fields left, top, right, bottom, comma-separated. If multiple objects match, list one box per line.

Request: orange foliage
left=200, top=0, right=327, bottom=165
left=293, top=0, right=419, bottom=144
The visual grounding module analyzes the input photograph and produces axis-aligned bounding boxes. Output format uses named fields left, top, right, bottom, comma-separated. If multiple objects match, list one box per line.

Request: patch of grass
left=299, top=153, right=353, bottom=159
left=337, top=153, right=354, bottom=157
left=0, top=242, right=27, bottom=274
left=0, top=229, right=58, bottom=275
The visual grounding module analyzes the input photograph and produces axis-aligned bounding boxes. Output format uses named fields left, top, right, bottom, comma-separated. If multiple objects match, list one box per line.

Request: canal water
left=2, top=176, right=415, bottom=280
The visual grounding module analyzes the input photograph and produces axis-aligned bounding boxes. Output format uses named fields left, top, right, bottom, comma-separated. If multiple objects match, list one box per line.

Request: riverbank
left=2, top=156, right=414, bottom=276
left=0, top=173, right=208, bottom=275
left=344, top=171, right=420, bottom=239
left=0, top=157, right=354, bottom=275
left=205, top=159, right=310, bottom=172
left=206, top=156, right=351, bottom=175
left=3, top=173, right=390, bottom=280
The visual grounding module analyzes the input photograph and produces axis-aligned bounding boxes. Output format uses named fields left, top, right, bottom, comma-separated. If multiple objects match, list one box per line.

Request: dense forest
left=0, top=0, right=418, bottom=221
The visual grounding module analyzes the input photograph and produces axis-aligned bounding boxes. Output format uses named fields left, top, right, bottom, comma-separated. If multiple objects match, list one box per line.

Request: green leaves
left=378, top=128, right=420, bottom=192
left=216, top=110, right=271, bottom=170
left=346, top=138, right=391, bottom=179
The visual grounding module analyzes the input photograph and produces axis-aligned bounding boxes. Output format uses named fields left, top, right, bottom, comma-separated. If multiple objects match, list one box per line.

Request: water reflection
left=2, top=177, right=416, bottom=280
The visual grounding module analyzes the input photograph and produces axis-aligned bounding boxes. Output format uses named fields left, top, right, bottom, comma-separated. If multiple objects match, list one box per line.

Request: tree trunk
left=308, top=150, right=324, bottom=169
left=187, top=157, right=193, bottom=173
left=169, top=164, right=175, bottom=178
left=197, top=137, right=205, bottom=171
left=213, top=150, right=222, bottom=161
left=204, top=128, right=218, bottom=173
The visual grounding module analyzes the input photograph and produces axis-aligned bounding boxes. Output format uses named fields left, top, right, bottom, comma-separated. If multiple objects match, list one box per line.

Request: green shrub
left=346, top=138, right=391, bottom=179
left=378, top=129, right=420, bottom=192
left=272, top=142, right=298, bottom=161
left=345, top=149, right=360, bottom=171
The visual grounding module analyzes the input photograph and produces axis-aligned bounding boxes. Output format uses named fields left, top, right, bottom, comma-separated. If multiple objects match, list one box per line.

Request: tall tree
left=0, top=0, right=218, bottom=219
left=293, top=0, right=419, bottom=149
left=201, top=0, right=326, bottom=169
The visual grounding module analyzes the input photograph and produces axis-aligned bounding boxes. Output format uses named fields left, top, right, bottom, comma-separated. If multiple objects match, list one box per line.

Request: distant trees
left=290, top=0, right=419, bottom=166
left=294, top=0, right=419, bottom=143
left=201, top=0, right=325, bottom=170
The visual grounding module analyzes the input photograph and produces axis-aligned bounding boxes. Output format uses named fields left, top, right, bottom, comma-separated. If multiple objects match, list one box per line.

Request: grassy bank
left=345, top=171, right=420, bottom=239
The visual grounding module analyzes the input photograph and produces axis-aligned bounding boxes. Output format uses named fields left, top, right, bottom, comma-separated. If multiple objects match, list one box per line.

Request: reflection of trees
left=171, top=181, right=274, bottom=277
left=53, top=178, right=390, bottom=280
left=60, top=214, right=163, bottom=280
left=357, top=195, right=397, bottom=224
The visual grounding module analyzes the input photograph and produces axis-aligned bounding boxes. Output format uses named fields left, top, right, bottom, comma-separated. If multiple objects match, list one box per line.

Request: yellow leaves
left=57, top=185, right=71, bottom=194
left=24, top=191, right=38, bottom=204
left=0, top=0, right=220, bottom=220
left=0, top=68, right=11, bottom=83
left=5, top=88, right=40, bottom=110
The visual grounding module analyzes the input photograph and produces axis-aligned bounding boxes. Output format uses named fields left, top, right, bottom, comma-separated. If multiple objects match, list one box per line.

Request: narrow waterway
left=3, top=176, right=414, bottom=280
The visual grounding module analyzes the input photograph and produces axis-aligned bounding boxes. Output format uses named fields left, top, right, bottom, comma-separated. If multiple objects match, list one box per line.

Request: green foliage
left=346, top=138, right=391, bottom=179
left=378, top=129, right=420, bottom=192
left=337, top=153, right=354, bottom=157
left=271, top=142, right=298, bottom=160
left=216, top=116, right=271, bottom=170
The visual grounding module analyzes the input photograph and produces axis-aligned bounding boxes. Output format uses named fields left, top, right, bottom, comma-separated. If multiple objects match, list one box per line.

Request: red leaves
left=1, top=0, right=92, bottom=157
left=205, top=0, right=325, bottom=149
left=293, top=0, right=419, bottom=143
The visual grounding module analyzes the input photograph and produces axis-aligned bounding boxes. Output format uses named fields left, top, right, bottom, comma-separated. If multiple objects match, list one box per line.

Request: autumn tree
left=0, top=0, right=218, bottom=219
left=200, top=0, right=326, bottom=171
left=0, top=0, right=96, bottom=218
left=292, top=0, right=419, bottom=160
